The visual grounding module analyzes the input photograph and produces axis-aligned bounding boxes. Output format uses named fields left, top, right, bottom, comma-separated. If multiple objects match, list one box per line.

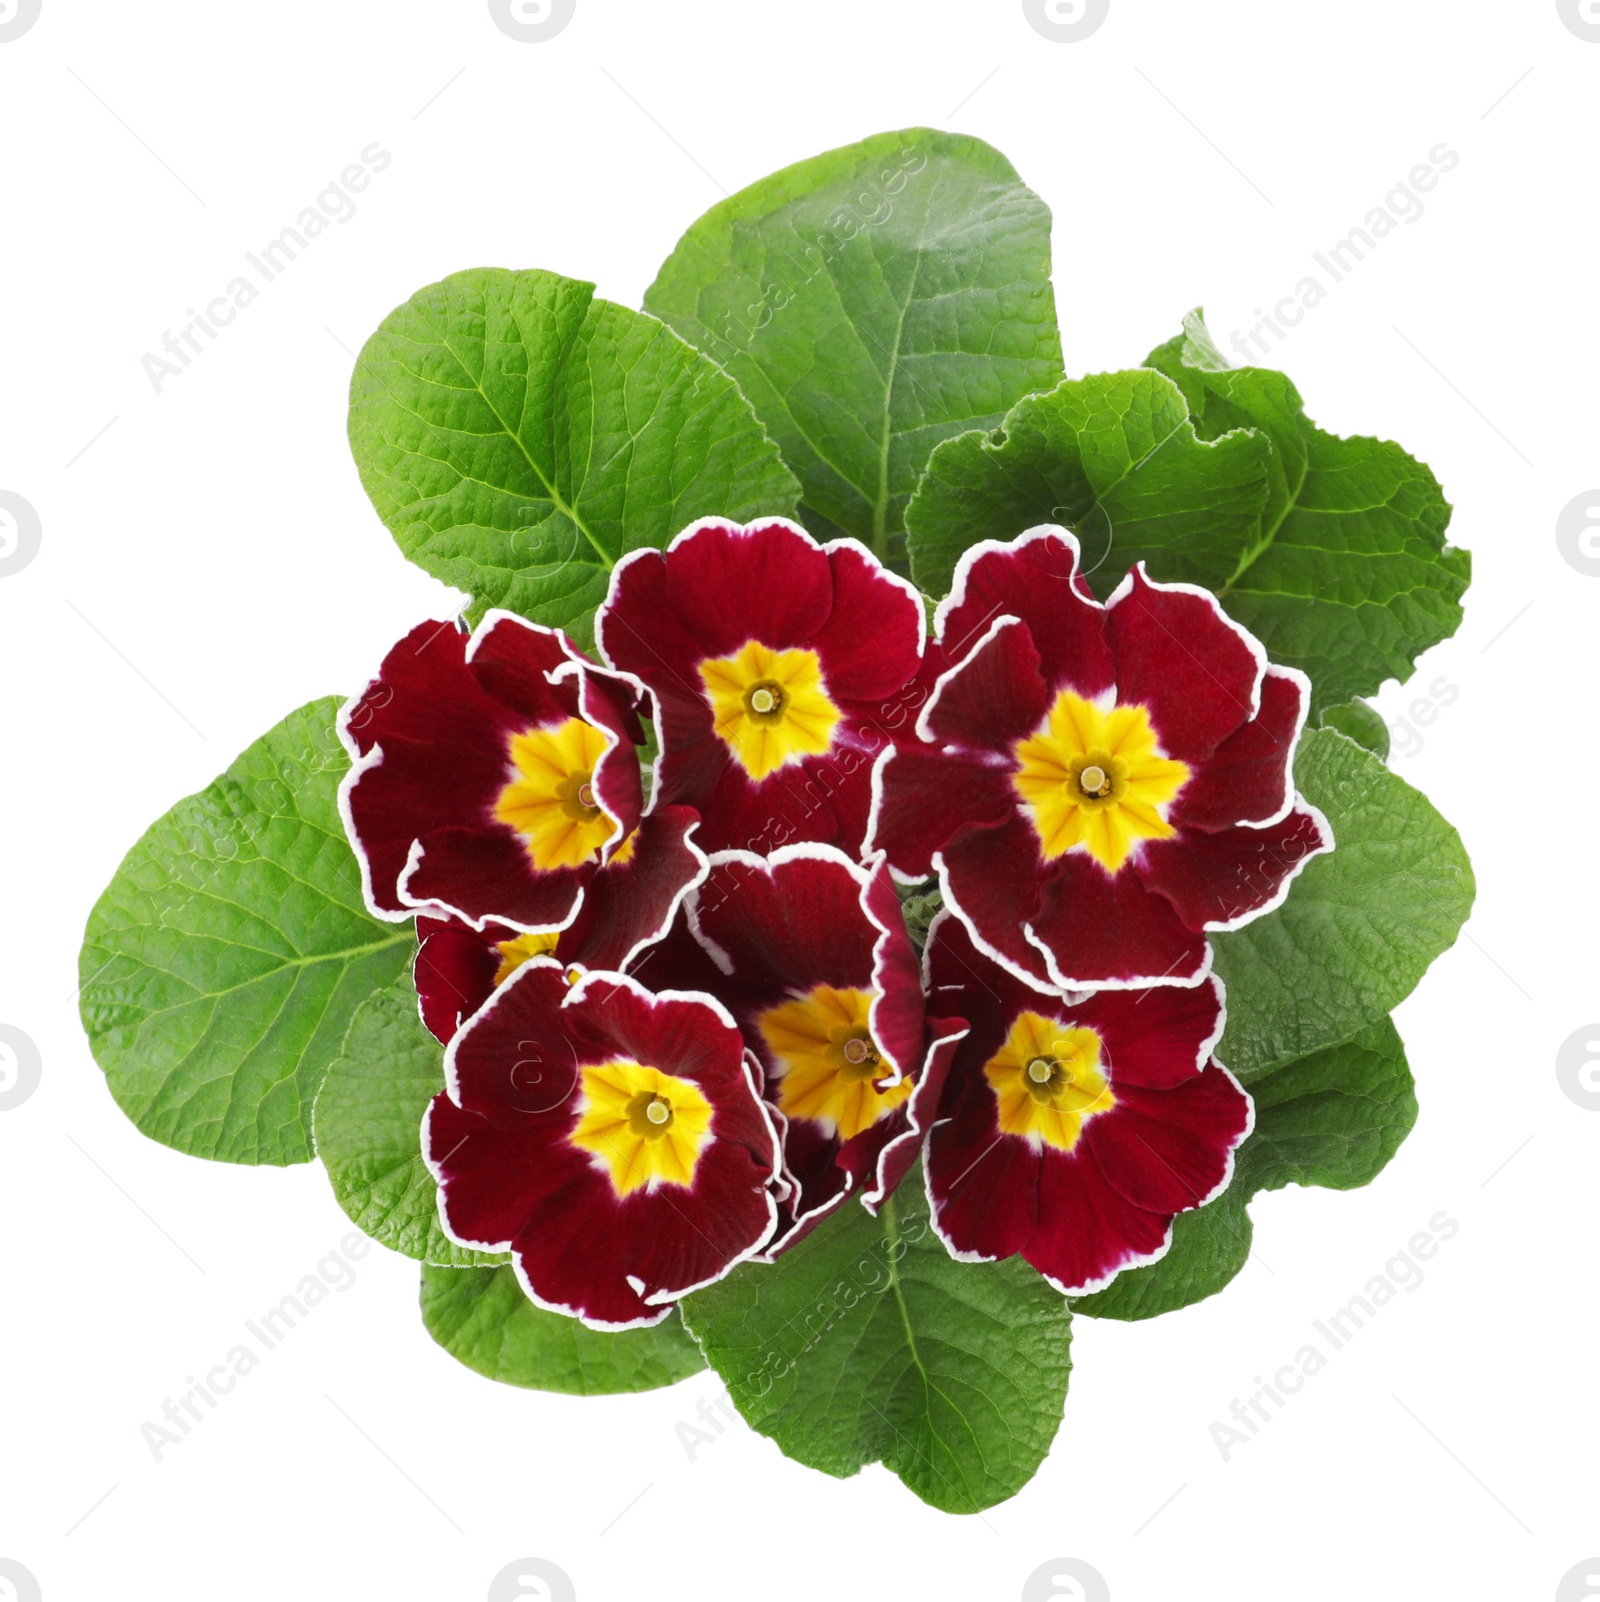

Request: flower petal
left=808, top=539, right=926, bottom=703
left=1023, top=1147, right=1176, bottom=1294
left=867, top=745, right=1017, bottom=883
left=1104, top=565, right=1264, bottom=762
left=1070, top=978, right=1226, bottom=1091
left=1172, top=665, right=1310, bottom=832
left=559, top=806, right=708, bottom=972
left=935, top=528, right=1114, bottom=701
left=1136, top=803, right=1334, bottom=931
left=1082, top=1067, right=1251, bottom=1215
left=1024, top=851, right=1211, bottom=989
left=919, top=616, right=1051, bottom=755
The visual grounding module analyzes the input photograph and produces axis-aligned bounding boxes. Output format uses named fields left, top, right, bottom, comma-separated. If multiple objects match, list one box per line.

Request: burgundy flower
left=595, top=517, right=926, bottom=857
left=412, top=806, right=708, bottom=1044
left=922, top=913, right=1251, bottom=1295
left=425, top=964, right=782, bottom=1329
left=633, top=845, right=961, bottom=1252
left=868, top=529, right=1332, bottom=991
left=340, top=610, right=646, bottom=933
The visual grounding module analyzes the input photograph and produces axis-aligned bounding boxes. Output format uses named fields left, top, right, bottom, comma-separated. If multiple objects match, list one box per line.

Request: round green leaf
left=682, top=1169, right=1071, bottom=1514
left=420, top=1263, right=705, bottom=1395
left=349, top=267, right=800, bottom=648
left=79, top=699, right=413, bottom=1166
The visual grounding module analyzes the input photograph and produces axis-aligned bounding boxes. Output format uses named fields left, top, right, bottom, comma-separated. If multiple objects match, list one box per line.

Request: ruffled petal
left=806, top=540, right=925, bottom=703
left=920, top=616, right=1051, bottom=755
left=1082, top=1067, right=1251, bottom=1215
left=938, top=815, right=1057, bottom=990
left=1025, top=851, right=1210, bottom=989
left=867, top=745, right=1017, bottom=882
left=1172, top=666, right=1309, bottom=832
left=1136, top=803, right=1333, bottom=931
left=559, top=806, right=707, bottom=972
left=662, top=519, right=835, bottom=658
left=1023, top=1146, right=1175, bottom=1294
left=414, top=914, right=507, bottom=1044
left=1071, top=977, right=1225, bottom=1090
left=936, top=529, right=1114, bottom=701
left=1104, top=566, right=1263, bottom=762
left=925, top=1074, right=1042, bottom=1263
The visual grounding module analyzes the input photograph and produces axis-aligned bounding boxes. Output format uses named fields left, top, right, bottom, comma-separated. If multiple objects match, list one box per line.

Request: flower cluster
left=339, top=517, right=1330, bottom=1327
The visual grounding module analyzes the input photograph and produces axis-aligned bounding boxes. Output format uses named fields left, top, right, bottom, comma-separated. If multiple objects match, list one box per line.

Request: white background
left=1, top=2, right=1594, bottom=1599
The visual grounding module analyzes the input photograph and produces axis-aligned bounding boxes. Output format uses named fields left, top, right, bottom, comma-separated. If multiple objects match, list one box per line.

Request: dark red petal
left=938, top=815, right=1055, bottom=990
left=1084, top=1067, right=1251, bottom=1216
left=340, top=622, right=528, bottom=917
left=1136, top=803, right=1333, bottom=931
left=464, top=612, right=585, bottom=727
left=664, top=518, right=834, bottom=657
left=596, top=551, right=721, bottom=779
left=414, top=916, right=504, bottom=1044
left=571, top=667, right=645, bottom=849
left=937, top=531, right=1114, bottom=701
left=404, top=827, right=589, bottom=933
left=802, top=540, right=925, bottom=704
left=625, top=915, right=738, bottom=997
left=1071, top=977, right=1225, bottom=1091
left=925, top=1079, right=1041, bottom=1262
left=685, top=739, right=881, bottom=857
left=921, top=616, right=1051, bottom=755
left=1104, top=566, right=1263, bottom=762
left=855, top=1014, right=966, bottom=1209
left=691, top=847, right=878, bottom=992
left=1025, top=852, right=1211, bottom=989
left=425, top=1093, right=592, bottom=1248
left=1172, top=666, right=1309, bottom=832
left=505, top=1120, right=778, bottom=1327
left=760, top=1114, right=854, bottom=1257
left=445, top=959, right=584, bottom=1122
left=1022, top=1147, right=1174, bottom=1294
left=557, top=806, right=706, bottom=972
left=867, top=746, right=1017, bottom=882
left=861, top=854, right=926, bottom=1080
left=922, top=909, right=1061, bottom=1053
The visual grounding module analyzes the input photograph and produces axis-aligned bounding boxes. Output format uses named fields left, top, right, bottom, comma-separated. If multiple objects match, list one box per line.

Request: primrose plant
left=81, top=128, right=1473, bottom=1513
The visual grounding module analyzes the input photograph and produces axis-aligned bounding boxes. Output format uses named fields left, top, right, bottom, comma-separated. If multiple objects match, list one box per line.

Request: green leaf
left=644, top=128, right=1063, bottom=563
left=79, top=700, right=414, bottom=1166
left=1212, top=728, right=1474, bottom=1079
left=1145, top=310, right=1469, bottom=712
left=314, top=975, right=503, bottom=1266
left=905, top=368, right=1272, bottom=599
left=682, top=1165, right=1071, bottom=1513
left=348, top=267, right=800, bottom=649
left=1076, top=1017, right=1415, bottom=1320
left=1318, top=698, right=1391, bottom=760
left=420, top=1263, right=705, bottom=1395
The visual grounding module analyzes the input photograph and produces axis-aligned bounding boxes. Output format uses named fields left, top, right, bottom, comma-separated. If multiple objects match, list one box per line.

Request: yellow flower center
left=757, top=984, right=913, bottom=1141
left=568, top=1058, right=715, bottom=1197
left=492, top=929, right=561, bottom=987
left=492, top=716, right=616, bottom=871
left=983, top=1011, right=1115, bottom=1151
left=698, top=641, right=842, bottom=781
left=1011, top=690, right=1191, bottom=873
